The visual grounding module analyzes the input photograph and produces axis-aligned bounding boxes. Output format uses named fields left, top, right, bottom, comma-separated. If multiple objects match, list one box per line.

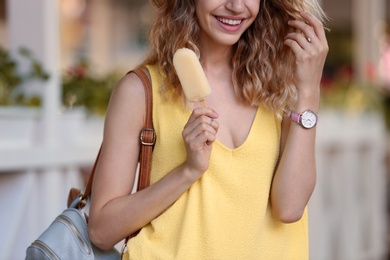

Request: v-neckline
left=213, top=107, right=260, bottom=153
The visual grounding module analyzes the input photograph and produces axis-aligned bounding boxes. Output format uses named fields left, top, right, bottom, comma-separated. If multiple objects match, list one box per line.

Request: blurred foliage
left=0, top=46, right=119, bottom=115
left=320, top=62, right=389, bottom=130
left=321, top=27, right=390, bottom=129
left=0, top=46, right=49, bottom=106
left=320, top=65, right=383, bottom=113
left=62, top=59, right=120, bottom=116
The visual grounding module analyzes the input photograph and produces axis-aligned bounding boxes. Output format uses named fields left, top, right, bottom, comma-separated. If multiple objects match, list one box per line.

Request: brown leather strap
left=122, top=68, right=155, bottom=247
left=133, top=69, right=154, bottom=191
left=79, top=146, right=102, bottom=203
left=72, top=68, right=154, bottom=207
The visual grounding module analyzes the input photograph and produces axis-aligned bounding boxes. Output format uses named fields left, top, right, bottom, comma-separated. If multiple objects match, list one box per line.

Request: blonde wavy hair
left=140, top=0, right=326, bottom=114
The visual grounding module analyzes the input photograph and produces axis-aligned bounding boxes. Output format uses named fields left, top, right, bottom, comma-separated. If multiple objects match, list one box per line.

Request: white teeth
left=217, top=17, right=242, bottom=26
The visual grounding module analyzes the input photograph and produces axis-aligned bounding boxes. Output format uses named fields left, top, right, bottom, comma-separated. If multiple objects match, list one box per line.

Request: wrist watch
left=289, top=109, right=318, bottom=129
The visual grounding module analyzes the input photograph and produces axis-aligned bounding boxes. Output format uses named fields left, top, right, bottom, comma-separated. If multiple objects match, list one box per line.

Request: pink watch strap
left=290, top=111, right=301, bottom=124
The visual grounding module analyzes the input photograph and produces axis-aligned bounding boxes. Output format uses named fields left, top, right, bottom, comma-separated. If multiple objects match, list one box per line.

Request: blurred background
left=0, top=0, right=389, bottom=259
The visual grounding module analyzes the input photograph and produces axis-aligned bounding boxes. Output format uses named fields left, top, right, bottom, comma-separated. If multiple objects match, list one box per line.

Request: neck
left=199, top=44, right=233, bottom=76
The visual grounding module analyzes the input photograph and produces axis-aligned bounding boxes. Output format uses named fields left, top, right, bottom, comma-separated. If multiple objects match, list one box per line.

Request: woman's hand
left=182, top=107, right=219, bottom=179
left=284, top=12, right=329, bottom=98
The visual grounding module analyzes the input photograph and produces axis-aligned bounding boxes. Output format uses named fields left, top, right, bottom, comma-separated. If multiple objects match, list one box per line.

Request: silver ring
left=210, top=118, right=214, bottom=125
left=307, top=35, right=315, bottom=43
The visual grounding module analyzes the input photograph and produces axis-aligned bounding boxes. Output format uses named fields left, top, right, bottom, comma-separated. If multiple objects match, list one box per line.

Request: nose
left=226, top=0, right=245, bottom=13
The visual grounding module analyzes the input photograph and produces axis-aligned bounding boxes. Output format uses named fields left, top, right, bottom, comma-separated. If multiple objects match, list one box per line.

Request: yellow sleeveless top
left=125, top=65, right=308, bottom=259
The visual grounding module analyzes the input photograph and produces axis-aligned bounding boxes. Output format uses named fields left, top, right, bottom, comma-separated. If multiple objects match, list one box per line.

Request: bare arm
left=270, top=12, right=329, bottom=223
left=88, top=72, right=219, bottom=250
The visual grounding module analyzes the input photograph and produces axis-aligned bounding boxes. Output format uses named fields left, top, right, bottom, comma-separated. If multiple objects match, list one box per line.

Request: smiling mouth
left=216, top=17, right=243, bottom=26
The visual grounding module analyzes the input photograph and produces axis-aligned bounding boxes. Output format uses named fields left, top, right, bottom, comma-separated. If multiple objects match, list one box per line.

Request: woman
left=89, top=0, right=328, bottom=259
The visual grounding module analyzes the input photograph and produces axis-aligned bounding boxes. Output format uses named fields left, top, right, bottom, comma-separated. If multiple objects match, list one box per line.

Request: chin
left=215, top=36, right=241, bottom=47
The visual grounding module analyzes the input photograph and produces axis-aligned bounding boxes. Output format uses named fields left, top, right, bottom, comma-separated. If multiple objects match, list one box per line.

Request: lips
left=216, top=17, right=243, bottom=26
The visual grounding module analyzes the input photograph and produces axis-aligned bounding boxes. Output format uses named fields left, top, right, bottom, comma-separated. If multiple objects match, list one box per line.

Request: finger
left=209, top=118, right=219, bottom=134
left=284, top=32, right=313, bottom=49
left=287, top=12, right=327, bottom=45
left=306, top=35, right=316, bottom=44
left=184, top=107, right=218, bottom=135
left=184, top=114, right=216, bottom=136
left=299, top=12, right=327, bottom=42
left=183, top=120, right=218, bottom=148
left=283, top=38, right=307, bottom=57
left=187, top=107, right=219, bottom=124
left=194, top=118, right=218, bottom=137
left=287, top=20, right=317, bottom=45
left=183, top=115, right=218, bottom=140
left=206, top=119, right=219, bottom=145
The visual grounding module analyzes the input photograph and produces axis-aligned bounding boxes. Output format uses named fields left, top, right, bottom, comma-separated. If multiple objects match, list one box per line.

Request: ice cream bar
left=173, top=48, right=211, bottom=106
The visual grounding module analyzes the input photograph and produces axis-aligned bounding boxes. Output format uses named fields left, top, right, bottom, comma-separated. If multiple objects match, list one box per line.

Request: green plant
left=0, top=46, right=50, bottom=106
left=62, top=59, right=120, bottom=116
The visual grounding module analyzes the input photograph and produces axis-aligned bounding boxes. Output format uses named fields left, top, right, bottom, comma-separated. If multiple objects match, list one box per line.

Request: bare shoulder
left=109, top=72, right=146, bottom=111
left=104, top=71, right=148, bottom=141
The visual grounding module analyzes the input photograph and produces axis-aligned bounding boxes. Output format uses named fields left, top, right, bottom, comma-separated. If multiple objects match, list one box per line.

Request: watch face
left=300, top=110, right=317, bottom=129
